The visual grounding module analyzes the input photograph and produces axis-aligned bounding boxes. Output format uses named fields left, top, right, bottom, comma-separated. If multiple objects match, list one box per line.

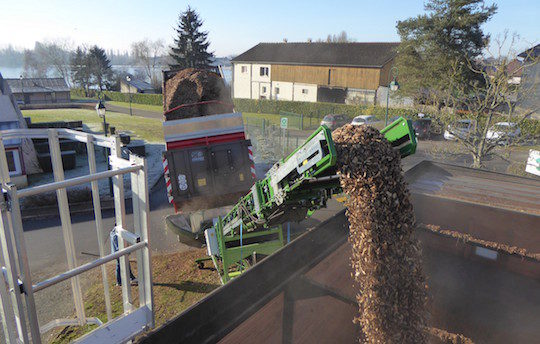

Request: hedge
left=70, top=89, right=163, bottom=106
left=233, top=98, right=417, bottom=121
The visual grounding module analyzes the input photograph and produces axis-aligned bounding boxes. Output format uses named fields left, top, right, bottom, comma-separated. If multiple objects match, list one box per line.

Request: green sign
left=280, top=117, right=288, bottom=129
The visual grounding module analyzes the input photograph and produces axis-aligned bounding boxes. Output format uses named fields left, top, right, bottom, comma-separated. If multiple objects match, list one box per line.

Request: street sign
left=525, top=149, right=540, bottom=176
left=280, top=117, right=288, bottom=129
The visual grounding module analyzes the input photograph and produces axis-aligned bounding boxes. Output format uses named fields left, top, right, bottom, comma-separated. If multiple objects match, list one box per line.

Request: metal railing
left=0, top=128, right=154, bottom=343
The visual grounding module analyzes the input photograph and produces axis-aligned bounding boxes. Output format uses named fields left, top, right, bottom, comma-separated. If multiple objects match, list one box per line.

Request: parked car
left=351, top=115, right=383, bottom=129
left=321, top=114, right=349, bottom=130
left=486, top=122, right=521, bottom=144
left=412, top=118, right=432, bottom=140
left=444, top=119, right=476, bottom=141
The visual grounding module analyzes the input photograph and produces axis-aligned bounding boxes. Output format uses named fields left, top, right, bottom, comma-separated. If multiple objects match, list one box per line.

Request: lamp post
left=126, top=75, right=133, bottom=116
left=385, top=67, right=399, bottom=126
left=19, top=75, right=25, bottom=105
left=96, top=99, right=113, bottom=196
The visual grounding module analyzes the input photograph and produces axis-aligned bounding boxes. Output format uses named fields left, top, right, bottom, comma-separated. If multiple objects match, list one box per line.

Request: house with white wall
left=231, top=42, right=399, bottom=105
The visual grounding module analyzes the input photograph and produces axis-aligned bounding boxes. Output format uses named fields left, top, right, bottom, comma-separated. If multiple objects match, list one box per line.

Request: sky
left=1, top=0, right=538, bottom=56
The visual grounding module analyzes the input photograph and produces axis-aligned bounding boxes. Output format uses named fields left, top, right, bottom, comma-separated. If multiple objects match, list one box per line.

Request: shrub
left=233, top=98, right=418, bottom=121
left=70, top=89, right=163, bottom=106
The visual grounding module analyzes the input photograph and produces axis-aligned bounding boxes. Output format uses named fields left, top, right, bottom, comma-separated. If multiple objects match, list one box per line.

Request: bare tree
left=434, top=34, right=539, bottom=168
left=131, top=38, right=165, bottom=89
left=22, top=40, right=72, bottom=85
left=317, top=31, right=355, bottom=43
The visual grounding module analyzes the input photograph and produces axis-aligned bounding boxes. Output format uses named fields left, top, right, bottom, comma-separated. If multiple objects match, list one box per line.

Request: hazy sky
left=1, top=0, right=538, bottom=56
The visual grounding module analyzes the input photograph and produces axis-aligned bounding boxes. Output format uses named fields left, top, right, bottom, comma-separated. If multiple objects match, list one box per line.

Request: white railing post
left=86, top=135, right=112, bottom=322
left=131, top=154, right=154, bottom=327
left=0, top=134, right=32, bottom=343
left=110, top=136, right=132, bottom=313
left=47, top=129, right=86, bottom=325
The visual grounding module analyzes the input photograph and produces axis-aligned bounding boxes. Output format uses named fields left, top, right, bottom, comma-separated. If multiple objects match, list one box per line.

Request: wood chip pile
left=332, top=124, right=428, bottom=343
left=164, top=68, right=231, bottom=121
left=420, top=224, right=540, bottom=262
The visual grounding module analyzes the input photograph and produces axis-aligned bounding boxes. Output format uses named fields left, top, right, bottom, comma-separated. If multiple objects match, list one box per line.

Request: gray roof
left=124, top=79, right=154, bottom=91
left=232, top=42, right=399, bottom=68
left=5, top=78, right=69, bottom=93
left=518, top=44, right=540, bottom=60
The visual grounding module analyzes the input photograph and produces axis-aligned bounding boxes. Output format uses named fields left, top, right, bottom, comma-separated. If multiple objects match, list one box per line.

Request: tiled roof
left=232, top=42, right=399, bottom=68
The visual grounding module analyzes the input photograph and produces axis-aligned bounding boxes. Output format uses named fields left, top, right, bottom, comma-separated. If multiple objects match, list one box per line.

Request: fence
left=0, top=129, right=153, bottom=343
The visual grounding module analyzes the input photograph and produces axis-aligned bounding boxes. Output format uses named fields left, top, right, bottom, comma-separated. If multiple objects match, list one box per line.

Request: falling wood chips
left=333, top=125, right=428, bottom=343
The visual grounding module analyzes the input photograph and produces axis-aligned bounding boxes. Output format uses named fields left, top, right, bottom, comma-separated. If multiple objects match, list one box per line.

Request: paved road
left=105, top=103, right=163, bottom=119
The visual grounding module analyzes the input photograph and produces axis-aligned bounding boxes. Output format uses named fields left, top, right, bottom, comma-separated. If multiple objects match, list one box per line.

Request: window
left=262, top=86, right=267, bottom=93
left=275, top=87, right=280, bottom=94
left=5, top=149, right=22, bottom=176
left=241, top=66, right=247, bottom=73
left=302, top=89, right=308, bottom=94
left=260, top=67, right=269, bottom=76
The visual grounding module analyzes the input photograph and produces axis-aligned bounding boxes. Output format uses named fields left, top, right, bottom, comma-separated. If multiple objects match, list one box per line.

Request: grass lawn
left=22, top=108, right=164, bottom=143
left=107, top=101, right=163, bottom=113
left=51, top=249, right=220, bottom=343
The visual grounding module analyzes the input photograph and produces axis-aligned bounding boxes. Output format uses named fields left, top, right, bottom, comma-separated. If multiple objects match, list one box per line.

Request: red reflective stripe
left=166, top=132, right=246, bottom=150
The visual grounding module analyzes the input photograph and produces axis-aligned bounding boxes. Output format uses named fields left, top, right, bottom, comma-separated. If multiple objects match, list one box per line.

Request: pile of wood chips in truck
left=164, top=68, right=232, bottom=120
left=333, top=124, right=475, bottom=343
left=333, top=124, right=428, bottom=343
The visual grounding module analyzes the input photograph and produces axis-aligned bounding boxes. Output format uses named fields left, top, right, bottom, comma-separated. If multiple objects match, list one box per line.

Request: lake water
left=0, top=65, right=232, bottom=85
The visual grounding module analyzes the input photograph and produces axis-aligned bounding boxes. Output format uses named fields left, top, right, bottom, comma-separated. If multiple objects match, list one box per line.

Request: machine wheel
left=197, top=262, right=205, bottom=269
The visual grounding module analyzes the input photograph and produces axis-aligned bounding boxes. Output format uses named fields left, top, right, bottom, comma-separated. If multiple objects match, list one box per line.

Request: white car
left=486, top=122, right=521, bottom=144
left=351, top=115, right=383, bottom=129
left=444, top=119, right=476, bottom=140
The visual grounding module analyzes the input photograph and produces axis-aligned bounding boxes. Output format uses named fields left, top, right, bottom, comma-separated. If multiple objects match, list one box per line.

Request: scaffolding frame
left=0, top=128, right=154, bottom=343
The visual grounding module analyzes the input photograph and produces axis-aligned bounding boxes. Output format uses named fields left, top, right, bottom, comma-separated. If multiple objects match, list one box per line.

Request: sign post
left=280, top=117, right=288, bottom=155
left=525, top=149, right=540, bottom=176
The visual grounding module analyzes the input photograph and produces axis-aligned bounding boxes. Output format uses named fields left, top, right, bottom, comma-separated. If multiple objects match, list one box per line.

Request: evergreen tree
left=88, top=46, right=113, bottom=90
left=169, top=6, right=214, bottom=70
left=70, top=46, right=91, bottom=94
left=395, top=0, right=497, bottom=103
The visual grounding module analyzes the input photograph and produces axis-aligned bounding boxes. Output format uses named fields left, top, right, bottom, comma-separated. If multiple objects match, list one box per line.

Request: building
left=120, top=78, right=156, bottom=94
left=518, top=44, right=539, bottom=119
left=5, top=77, right=70, bottom=105
left=231, top=42, right=399, bottom=105
left=0, top=74, right=42, bottom=186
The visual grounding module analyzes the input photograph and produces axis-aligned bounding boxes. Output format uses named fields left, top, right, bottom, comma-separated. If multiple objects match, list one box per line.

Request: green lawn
left=107, top=101, right=163, bottom=113
left=22, top=108, right=164, bottom=143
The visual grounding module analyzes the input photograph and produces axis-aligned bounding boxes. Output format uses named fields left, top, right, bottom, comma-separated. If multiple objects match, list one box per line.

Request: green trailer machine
left=198, top=117, right=417, bottom=283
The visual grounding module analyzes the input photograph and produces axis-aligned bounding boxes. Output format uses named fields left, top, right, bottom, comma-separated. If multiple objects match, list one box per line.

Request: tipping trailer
left=161, top=70, right=255, bottom=212
left=139, top=161, right=540, bottom=344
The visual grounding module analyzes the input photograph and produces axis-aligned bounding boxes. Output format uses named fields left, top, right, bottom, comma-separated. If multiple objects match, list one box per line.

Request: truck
left=161, top=70, right=256, bottom=213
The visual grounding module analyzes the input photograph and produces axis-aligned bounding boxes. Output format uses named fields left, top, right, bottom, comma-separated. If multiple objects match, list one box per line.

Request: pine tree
left=70, top=47, right=91, bottom=95
left=88, top=46, right=113, bottom=90
left=395, top=0, right=497, bottom=101
left=169, top=6, right=214, bottom=70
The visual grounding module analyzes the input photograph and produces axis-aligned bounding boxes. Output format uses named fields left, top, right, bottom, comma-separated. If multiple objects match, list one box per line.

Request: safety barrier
left=0, top=128, right=153, bottom=343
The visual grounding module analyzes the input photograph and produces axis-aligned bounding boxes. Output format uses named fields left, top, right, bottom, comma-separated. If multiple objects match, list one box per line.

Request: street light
left=126, top=75, right=133, bottom=116
left=385, top=67, right=399, bottom=126
left=96, top=99, right=113, bottom=196
left=95, top=100, right=107, bottom=134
